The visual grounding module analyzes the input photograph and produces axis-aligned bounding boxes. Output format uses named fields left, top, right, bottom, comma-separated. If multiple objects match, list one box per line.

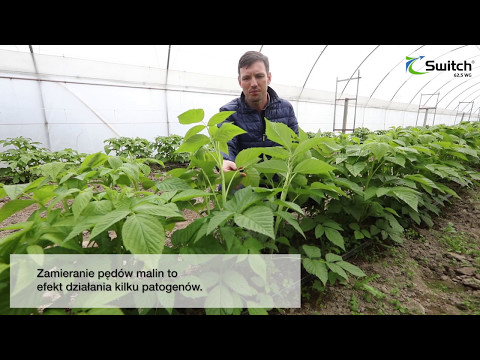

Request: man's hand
left=222, top=160, right=246, bottom=177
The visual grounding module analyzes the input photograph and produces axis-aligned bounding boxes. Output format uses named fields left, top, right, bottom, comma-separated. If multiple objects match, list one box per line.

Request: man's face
left=238, top=60, right=271, bottom=110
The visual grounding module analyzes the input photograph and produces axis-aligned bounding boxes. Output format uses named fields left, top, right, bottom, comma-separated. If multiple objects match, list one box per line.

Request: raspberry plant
left=0, top=111, right=479, bottom=315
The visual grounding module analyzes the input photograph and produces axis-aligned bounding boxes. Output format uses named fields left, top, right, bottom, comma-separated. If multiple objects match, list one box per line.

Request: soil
left=290, top=184, right=480, bottom=315
left=1, top=177, right=479, bottom=315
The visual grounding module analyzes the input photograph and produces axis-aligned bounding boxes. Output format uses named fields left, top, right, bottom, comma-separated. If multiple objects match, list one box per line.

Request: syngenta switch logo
left=406, top=56, right=428, bottom=75
left=406, top=56, right=474, bottom=77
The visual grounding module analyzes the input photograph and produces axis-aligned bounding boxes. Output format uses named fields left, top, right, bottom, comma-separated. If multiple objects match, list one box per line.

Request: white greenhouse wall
left=0, top=76, right=464, bottom=154
left=0, top=46, right=473, bottom=155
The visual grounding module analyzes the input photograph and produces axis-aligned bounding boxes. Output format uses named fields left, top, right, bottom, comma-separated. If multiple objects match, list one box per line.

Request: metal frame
left=333, top=70, right=361, bottom=133
left=454, top=101, right=474, bottom=124
left=416, top=93, right=439, bottom=127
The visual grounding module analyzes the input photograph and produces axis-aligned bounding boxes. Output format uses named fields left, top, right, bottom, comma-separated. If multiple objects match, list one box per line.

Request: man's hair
left=238, top=51, right=269, bottom=75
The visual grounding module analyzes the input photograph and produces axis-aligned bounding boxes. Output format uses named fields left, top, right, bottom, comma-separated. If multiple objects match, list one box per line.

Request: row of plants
left=0, top=134, right=189, bottom=185
left=0, top=137, right=86, bottom=184
left=103, top=135, right=189, bottom=164
left=0, top=111, right=479, bottom=315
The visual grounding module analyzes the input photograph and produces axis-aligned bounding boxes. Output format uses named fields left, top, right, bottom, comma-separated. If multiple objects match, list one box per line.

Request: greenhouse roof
left=1, top=45, right=479, bottom=153
left=2, top=45, right=479, bottom=112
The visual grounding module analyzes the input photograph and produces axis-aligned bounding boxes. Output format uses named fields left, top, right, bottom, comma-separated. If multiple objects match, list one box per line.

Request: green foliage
left=103, top=135, right=190, bottom=164
left=152, top=135, right=189, bottom=163
left=1, top=114, right=479, bottom=315
left=103, top=137, right=154, bottom=159
left=0, top=137, right=85, bottom=184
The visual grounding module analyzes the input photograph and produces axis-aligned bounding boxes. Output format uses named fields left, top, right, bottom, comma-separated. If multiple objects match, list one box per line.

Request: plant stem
left=274, top=160, right=292, bottom=237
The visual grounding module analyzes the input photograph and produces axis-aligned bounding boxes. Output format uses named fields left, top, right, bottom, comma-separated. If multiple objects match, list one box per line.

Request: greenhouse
left=1, top=45, right=479, bottom=316
left=1, top=45, right=479, bottom=153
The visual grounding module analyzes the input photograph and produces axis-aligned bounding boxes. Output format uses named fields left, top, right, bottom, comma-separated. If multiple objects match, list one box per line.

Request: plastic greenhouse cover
left=0, top=45, right=479, bottom=153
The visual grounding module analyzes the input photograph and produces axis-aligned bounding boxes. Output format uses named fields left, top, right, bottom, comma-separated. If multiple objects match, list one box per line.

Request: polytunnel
left=1, top=44, right=479, bottom=154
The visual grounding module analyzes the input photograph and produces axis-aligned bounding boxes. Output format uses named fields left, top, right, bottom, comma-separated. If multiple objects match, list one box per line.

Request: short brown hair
left=238, top=51, right=269, bottom=75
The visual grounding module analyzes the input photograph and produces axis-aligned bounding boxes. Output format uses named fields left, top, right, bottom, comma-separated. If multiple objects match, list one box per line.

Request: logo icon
left=406, top=56, right=428, bottom=75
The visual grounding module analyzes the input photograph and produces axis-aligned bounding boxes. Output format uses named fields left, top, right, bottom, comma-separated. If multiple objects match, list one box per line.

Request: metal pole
left=423, top=108, right=429, bottom=127
left=28, top=45, right=51, bottom=150
left=333, top=76, right=338, bottom=132
left=164, top=45, right=171, bottom=136
left=433, top=94, right=439, bottom=125
left=353, top=70, right=359, bottom=131
left=342, top=98, right=349, bottom=134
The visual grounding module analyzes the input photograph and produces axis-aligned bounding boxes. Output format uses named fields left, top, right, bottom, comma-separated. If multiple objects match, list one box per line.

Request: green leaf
left=326, top=262, right=348, bottom=280
left=86, top=308, right=124, bottom=315
left=322, top=219, right=343, bottom=231
left=133, top=203, right=183, bottom=218
left=0, top=199, right=36, bottom=223
left=122, top=213, right=165, bottom=254
left=376, top=187, right=391, bottom=198
left=315, top=224, right=325, bottom=238
left=226, top=187, right=267, bottom=214
left=234, top=147, right=265, bottom=169
left=78, top=152, right=108, bottom=173
left=223, top=270, right=257, bottom=296
left=207, top=210, right=234, bottom=234
left=302, top=258, right=328, bottom=285
left=26, top=244, right=43, bottom=255
left=364, top=186, right=378, bottom=200
left=345, top=162, right=366, bottom=177
left=363, top=142, right=392, bottom=160
left=294, top=158, right=335, bottom=175
left=436, top=183, right=460, bottom=199
left=3, top=183, right=31, bottom=200
left=337, top=261, right=366, bottom=277
left=244, top=237, right=264, bottom=253
left=254, top=159, right=288, bottom=174
left=90, top=209, right=131, bottom=240
left=184, top=125, right=206, bottom=141
left=310, top=182, right=347, bottom=196
left=175, top=134, right=210, bottom=154
left=171, top=217, right=206, bottom=246
left=390, top=187, right=420, bottom=212
left=212, top=122, right=246, bottom=143
left=247, top=308, right=269, bottom=315
left=119, top=163, right=140, bottom=184
left=36, top=185, right=60, bottom=207
left=107, top=156, right=123, bottom=170
left=265, top=119, right=296, bottom=150
left=354, top=230, right=364, bottom=239
left=234, top=205, right=274, bottom=239
left=248, top=255, right=267, bottom=282
left=261, top=146, right=292, bottom=160
left=385, top=155, right=405, bottom=167
left=171, top=189, right=211, bottom=202
left=272, top=200, right=304, bottom=215
left=207, top=111, right=235, bottom=126
left=275, top=211, right=305, bottom=238
left=404, top=174, right=441, bottom=191
left=155, top=177, right=192, bottom=191
left=333, top=177, right=364, bottom=195
left=36, top=162, right=68, bottom=180
left=324, top=227, right=345, bottom=250
left=302, top=245, right=321, bottom=259
left=178, top=108, right=204, bottom=124
left=72, top=189, right=93, bottom=218
left=241, top=167, right=260, bottom=188
left=293, top=137, right=327, bottom=157
left=325, top=253, right=343, bottom=262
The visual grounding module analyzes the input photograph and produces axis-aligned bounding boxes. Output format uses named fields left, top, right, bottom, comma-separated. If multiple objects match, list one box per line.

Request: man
left=219, top=51, right=299, bottom=173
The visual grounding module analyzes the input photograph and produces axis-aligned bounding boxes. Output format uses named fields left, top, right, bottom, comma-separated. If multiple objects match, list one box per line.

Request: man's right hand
left=222, top=159, right=238, bottom=172
left=222, top=160, right=246, bottom=176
